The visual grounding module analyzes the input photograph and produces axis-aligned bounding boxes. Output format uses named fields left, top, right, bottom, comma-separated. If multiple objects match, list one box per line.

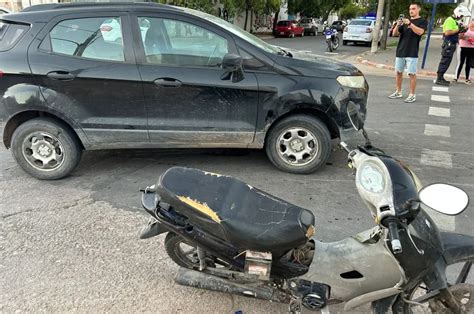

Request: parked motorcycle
left=323, top=26, right=340, bottom=52
left=139, top=134, right=473, bottom=313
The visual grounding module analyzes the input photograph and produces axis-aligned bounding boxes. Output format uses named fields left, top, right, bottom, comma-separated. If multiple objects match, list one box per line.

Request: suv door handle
left=47, top=71, right=75, bottom=81
left=154, top=78, right=182, bottom=87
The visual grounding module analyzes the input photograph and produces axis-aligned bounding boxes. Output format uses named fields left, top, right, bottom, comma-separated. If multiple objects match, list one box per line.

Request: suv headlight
left=337, top=75, right=366, bottom=88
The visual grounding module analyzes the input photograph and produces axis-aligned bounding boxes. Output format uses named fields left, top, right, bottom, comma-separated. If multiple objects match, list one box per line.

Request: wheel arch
left=3, top=110, right=86, bottom=150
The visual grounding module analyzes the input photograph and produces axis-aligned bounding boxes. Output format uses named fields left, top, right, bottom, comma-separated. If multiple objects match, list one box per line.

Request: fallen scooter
left=139, top=133, right=473, bottom=313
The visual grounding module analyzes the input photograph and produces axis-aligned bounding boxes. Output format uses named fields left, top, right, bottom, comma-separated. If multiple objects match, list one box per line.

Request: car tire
left=265, top=115, right=331, bottom=174
left=11, top=117, right=82, bottom=180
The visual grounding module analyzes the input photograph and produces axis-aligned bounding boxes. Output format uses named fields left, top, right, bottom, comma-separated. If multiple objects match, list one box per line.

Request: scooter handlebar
left=388, top=220, right=403, bottom=254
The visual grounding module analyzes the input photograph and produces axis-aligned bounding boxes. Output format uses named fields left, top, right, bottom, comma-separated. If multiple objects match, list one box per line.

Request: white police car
left=343, top=18, right=382, bottom=46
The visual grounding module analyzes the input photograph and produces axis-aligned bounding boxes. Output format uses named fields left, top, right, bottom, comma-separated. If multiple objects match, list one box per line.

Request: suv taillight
left=366, top=27, right=373, bottom=33
left=343, top=27, right=348, bottom=32
left=0, top=70, right=3, bottom=78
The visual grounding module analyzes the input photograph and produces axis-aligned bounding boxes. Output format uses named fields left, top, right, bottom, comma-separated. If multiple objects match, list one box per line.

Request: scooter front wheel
left=327, top=39, right=333, bottom=52
left=392, top=261, right=473, bottom=313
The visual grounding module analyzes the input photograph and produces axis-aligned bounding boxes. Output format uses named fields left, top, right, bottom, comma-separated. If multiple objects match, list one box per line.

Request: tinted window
left=48, top=17, right=124, bottom=62
left=301, top=19, right=312, bottom=23
left=0, top=22, right=29, bottom=51
left=138, top=17, right=228, bottom=67
left=277, top=21, right=289, bottom=26
left=350, top=20, right=372, bottom=26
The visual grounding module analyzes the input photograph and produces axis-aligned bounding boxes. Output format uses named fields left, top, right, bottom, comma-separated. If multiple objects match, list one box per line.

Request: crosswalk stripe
left=431, top=95, right=450, bottom=102
left=432, top=86, right=449, bottom=92
left=428, top=107, right=451, bottom=117
left=424, top=124, right=451, bottom=137
left=420, top=149, right=453, bottom=168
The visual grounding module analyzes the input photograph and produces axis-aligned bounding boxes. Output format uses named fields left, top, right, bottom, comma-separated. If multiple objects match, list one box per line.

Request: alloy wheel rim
left=276, top=127, right=319, bottom=167
left=21, top=131, right=65, bottom=171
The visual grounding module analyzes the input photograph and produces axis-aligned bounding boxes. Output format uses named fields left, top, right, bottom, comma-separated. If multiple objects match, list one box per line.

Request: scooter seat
left=157, top=167, right=315, bottom=252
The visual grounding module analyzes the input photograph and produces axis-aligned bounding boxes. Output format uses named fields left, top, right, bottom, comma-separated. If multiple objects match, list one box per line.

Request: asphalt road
left=1, top=39, right=473, bottom=312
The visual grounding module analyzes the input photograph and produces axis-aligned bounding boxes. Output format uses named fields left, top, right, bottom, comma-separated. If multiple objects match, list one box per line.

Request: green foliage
left=339, top=3, right=366, bottom=20
left=289, top=0, right=351, bottom=20
left=389, top=0, right=457, bottom=24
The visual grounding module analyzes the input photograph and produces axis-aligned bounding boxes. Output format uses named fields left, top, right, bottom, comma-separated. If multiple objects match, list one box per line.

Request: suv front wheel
left=11, top=117, right=82, bottom=180
left=265, top=115, right=331, bottom=174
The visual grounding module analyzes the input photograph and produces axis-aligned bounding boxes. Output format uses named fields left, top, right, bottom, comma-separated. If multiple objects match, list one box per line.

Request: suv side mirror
left=221, top=53, right=244, bottom=83
left=222, top=53, right=242, bottom=72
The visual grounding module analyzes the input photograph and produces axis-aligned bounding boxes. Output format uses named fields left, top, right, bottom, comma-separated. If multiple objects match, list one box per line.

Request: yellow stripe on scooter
left=177, top=196, right=222, bottom=223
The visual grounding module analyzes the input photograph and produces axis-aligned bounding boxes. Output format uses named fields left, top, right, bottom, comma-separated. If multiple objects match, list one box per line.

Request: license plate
left=280, top=32, right=284, bottom=35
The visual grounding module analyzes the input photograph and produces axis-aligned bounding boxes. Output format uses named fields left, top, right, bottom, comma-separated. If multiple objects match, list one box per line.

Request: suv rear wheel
left=10, top=117, right=82, bottom=180
left=265, top=115, right=331, bottom=174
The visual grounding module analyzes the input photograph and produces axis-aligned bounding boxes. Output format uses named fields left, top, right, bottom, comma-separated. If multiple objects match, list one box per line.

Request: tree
left=370, top=0, right=384, bottom=53
left=234, top=0, right=281, bottom=31
left=339, top=3, right=365, bottom=20
left=380, top=0, right=391, bottom=50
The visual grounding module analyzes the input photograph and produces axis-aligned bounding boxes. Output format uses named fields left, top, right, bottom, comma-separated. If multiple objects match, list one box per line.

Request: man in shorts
left=388, top=3, right=427, bottom=103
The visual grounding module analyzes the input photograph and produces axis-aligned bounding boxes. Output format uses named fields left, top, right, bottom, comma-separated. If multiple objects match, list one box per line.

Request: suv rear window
left=301, top=19, right=312, bottom=23
left=277, top=21, right=289, bottom=26
left=45, top=17, right=125, bottom=62
left=0, top=22, right=29, bottom=51
left=350, top=20, right=372, bottom=26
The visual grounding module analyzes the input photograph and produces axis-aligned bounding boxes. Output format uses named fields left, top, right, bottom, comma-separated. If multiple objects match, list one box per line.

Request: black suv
left=0, top=3, right=368, bottom=179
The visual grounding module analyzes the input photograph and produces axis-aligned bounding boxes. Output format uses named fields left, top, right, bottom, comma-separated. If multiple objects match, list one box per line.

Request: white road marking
left=432, top=86, right=449, bottom=92
left=424, top=124, right=451, bottom=137
left=428, top=107, right=451, bottom=117
left=431, top=95, right=450, bottom=102
left=420, top=149, right=453, bottom=168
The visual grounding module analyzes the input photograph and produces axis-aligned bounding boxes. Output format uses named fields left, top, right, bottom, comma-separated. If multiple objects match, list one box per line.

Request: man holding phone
left=388, top=3, right=427, bottom=103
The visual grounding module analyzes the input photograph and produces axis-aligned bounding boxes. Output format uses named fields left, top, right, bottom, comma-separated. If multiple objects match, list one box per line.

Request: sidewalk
left=356, top=36, right=468, bottom=80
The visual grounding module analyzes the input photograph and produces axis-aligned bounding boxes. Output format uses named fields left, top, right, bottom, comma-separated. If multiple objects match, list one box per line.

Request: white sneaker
left=388, top=91, right=403, bottom=99
left=404, top=94, right=416, bottom=103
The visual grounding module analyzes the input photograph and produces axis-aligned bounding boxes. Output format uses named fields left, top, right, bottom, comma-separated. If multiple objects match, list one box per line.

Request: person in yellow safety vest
left=435, top=5, right=472, bottom=86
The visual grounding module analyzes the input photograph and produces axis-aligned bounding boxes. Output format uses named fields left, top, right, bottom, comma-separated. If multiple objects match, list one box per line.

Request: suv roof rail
left=20, top=1, right=165, bottom=13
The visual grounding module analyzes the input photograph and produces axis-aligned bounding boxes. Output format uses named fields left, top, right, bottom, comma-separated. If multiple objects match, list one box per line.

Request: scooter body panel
left=300, top=228, right=405, bottom=301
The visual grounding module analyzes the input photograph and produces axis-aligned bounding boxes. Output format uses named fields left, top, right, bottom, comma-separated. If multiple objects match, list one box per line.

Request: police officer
left=435, top=6, right=472, bottom=86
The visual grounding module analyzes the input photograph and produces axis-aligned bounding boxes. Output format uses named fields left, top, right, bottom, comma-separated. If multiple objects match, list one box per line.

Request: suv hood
left=274, top=50, right=361, bottom=78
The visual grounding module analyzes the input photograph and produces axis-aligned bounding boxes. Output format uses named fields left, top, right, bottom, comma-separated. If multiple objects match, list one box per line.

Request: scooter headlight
left=357, top=161, right=387, bottom=194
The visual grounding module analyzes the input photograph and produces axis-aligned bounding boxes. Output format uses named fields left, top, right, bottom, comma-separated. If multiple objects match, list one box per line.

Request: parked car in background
left=0, top=3, right=368, bottom=179
left=299, top=17, right=322, bottom=36
left=343, top=18, right=382, bottom=46
left=331, top=20, right=346, bottom=32
left=274, top=20, right=304, bottom=38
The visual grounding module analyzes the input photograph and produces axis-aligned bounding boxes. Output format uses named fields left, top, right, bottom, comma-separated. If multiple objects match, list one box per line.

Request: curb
left=355, top=56, right=438, bottom=77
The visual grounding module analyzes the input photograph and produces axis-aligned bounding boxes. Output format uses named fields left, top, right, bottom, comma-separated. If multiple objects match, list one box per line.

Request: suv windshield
left=184, top=7, right=280, bottom=54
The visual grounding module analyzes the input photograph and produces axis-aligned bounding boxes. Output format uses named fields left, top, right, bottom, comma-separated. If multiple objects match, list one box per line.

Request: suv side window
left=45, top=17, right=125, bottom=62
left=138, top=17, right=228, bottom=67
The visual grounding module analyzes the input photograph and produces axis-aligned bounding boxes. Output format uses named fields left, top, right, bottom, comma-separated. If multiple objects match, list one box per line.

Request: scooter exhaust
left=174, top=267, right=289, bottom=303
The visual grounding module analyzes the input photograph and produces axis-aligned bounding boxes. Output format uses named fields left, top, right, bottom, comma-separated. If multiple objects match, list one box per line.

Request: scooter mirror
left=419, top=183, right=469, bottom=216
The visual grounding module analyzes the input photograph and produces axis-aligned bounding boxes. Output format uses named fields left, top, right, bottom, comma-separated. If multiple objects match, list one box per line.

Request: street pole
left=421, top=3, right=437, bottom=69
left=371, top=0, right=386, bottom=53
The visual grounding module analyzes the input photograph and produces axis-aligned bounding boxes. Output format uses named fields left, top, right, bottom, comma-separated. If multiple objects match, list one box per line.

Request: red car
left=274, top=20, right=304, bottom=38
